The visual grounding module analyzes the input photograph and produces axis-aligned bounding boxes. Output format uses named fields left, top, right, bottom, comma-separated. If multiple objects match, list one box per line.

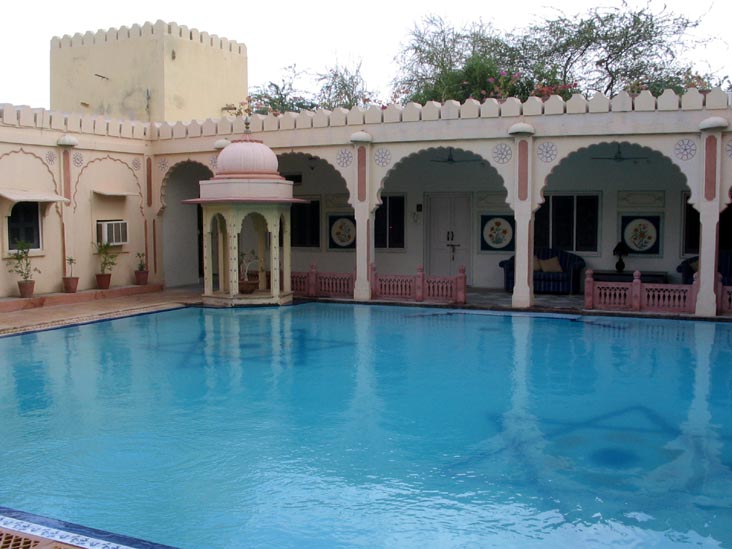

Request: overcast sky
left=2, top=0, right=730, bottom=109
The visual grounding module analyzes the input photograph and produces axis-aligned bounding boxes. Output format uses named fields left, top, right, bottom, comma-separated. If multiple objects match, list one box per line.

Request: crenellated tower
left=50, top=20, right=247, bottom=122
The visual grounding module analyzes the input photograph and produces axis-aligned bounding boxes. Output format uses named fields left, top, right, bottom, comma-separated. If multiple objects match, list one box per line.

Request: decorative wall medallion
left=72, top=151, right=84, bottom=168
left=480, top=215, right=515, bottom=251
left=328, top=215, right=356, bottom=249
left=374, top=147, right=391, bottom=167
left=208, top=155, right=218, bottom=170
left=158, top=157, right=169, bottom=172
left=674, top=139, right=696, bottom=161
left=621, top=215, right=661, bottom=255
left=726, top=140, right=732, bottom=158
left=131, top=157, right=142, bottom=171
left=537, top=142, right=558, bottom=163
left=492, top=143, right=512, bottom=164
left=44, top=151, right=56, bottom=166
left=336, top=148, right=353, bottom=168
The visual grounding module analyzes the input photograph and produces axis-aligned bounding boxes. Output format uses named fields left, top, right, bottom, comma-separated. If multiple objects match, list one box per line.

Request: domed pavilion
left=184, top=127, right=306, bottom=306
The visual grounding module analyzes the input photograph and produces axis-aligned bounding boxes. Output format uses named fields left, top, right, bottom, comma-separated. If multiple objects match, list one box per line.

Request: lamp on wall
left=613, top=241, right=631, bottom=272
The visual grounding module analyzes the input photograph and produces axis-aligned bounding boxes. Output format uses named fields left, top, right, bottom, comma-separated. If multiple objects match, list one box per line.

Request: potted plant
left=134, top=252, right=149, bottom=285
left=63, top=256, right=79, bottom=293
left=238, top=249, right=259, bottom=294
left=94, top=241, right=117, bottom=289
left=6, top=240, right=41, bottom=298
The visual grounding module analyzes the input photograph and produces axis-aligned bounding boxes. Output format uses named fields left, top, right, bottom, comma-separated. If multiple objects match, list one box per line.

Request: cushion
left=539, top=256, right=563, bottom=273
left=690, top=260, right=699, bottom=272
left=533, top=256, right=541, bottom=271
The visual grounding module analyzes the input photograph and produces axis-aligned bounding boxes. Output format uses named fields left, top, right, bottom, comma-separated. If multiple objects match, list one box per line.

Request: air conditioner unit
left=96, top=220, right=128, bottom=245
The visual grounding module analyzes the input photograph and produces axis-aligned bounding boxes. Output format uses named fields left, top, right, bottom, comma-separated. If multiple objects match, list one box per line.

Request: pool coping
left=0, top=507, right=178, bottom=549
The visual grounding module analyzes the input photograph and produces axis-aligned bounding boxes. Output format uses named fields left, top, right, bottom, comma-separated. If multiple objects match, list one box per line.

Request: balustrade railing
left=584, top=270, right=697, bottom=314
left=290, top=264, right=466, bottom=304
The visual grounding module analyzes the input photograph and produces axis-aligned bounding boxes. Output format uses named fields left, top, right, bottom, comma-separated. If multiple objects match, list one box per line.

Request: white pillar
left=282, top=210, right=292, bottom=293
left=227, top=218, right=239, bottom=296
left=203, top=221, right=213, bottom=295
left=354, top=202, right=373, bottom=301
left=270, top=215, right=281, bottom=299
left=511, top=136, right=535, bottom=308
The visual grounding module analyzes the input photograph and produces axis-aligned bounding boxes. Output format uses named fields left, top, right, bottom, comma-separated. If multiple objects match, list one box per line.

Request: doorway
left=427, top=193, right=471, bottom=281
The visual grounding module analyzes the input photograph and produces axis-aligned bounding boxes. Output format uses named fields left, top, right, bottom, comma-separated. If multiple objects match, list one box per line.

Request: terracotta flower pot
left=134, top=270, right=149, bottom=285
left=238, top=280, right=258, bottom=294
left=96, top=273, right=112, bottom=289
left=62, top=276, right=79, bottom=293
left=18, top=280, right=35, bottom=298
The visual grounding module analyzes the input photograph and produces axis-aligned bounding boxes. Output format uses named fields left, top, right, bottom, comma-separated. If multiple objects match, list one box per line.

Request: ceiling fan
left=430, top=147, right=482, bottom=165
left=591, top=144, right=649, bottom=163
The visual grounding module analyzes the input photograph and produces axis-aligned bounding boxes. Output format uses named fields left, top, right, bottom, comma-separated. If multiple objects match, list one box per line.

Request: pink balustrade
left=291, top=264, right=354, bottom=298
left=290, top=264, right=466, bottom=304
left=585, top=270, right=697, bottom=314
left=716, top=274, right=732, bottom=314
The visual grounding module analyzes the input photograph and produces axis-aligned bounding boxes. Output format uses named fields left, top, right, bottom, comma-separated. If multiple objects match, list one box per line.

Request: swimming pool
left=0, top=304, right=730, bottom=547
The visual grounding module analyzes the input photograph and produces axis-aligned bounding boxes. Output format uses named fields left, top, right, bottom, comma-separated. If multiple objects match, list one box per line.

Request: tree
left=244, top=65, right=317, bottom=115
left=393, top=6, right=725, bottom=103
left=315, top=61, right=377, bottom=110
left=518, top=3, right=717, bottom=96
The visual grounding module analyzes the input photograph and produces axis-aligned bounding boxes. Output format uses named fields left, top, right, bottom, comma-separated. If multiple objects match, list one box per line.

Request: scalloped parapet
left=51, top=20, right=246, bottom=55
left=2, top=87, right=729, bottom=142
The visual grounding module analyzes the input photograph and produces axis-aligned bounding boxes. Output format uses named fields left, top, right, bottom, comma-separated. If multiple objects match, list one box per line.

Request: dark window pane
left=291, top=201, right=320, bottom=248
left=8, top=202, right=40, bottom=249
left=534, top=202, right=550, bottom=249
left=387, top=196, right=405, bottom=248
left=683, top=199, right=700, bottom=255
left=575, top=195, right=599, bottom=252
left=552, top=195, right=574, bottom=250
left=719, top=206, right=732, bottom=250
left=374, top=201, right=387, bottom=248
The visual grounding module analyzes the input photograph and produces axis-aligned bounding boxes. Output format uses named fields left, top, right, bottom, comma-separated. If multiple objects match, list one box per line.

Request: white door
left=427, top=194, right=471, bottom=280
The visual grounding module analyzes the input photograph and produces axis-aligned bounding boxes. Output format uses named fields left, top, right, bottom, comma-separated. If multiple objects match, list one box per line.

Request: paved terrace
left=3, top=285, right=730, bottom=338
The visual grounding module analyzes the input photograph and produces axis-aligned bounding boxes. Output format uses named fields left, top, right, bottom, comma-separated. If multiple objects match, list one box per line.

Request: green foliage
left=65, top=256, right=76, bottom=277
left=244, top=65, right=317, bottom=116
left=136, top=252, right=146, bottom=271
left=94, top=242, right=117, bottom=274
left=315, top=61, right=377, bottom=110
left=6, top=240, right=40, bottom=281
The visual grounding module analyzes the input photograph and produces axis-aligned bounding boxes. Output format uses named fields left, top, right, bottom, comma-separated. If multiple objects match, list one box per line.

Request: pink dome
left=215, top=136, right=279, bottom=178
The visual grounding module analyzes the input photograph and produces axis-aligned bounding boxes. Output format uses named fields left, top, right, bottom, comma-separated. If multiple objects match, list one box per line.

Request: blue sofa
left=677, top=250, right=732, bottom=285
left=499, top=248, right=586, bottom=294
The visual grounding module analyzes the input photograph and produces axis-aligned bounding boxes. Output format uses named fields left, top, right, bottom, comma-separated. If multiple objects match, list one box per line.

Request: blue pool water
left=1, top=304, right=731, bottom=548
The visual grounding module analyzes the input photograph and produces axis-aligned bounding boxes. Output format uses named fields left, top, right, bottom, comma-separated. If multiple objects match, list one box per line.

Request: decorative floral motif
left=44, top=151, right=56, bottom=166
left=374, top=147, right=392, bottom=167
left=72, top=152, right=84, bottom=168
left=336, top=148, right=353, bottom=168
left=131, top=157, right=142, bottom=171
left=484, top=217, right=513, bottom=248
left=726, top=140, right=732, bottom=159
left=674, top=139, right=697, bottom=161
left=537, top=142, right=558, bottom=163
left=330, top=217, right=356, bottom=246
left=209, top=155, right=218, bottom=170
left=158, top=157, right=169, bottom=172
left=492, top=143, right=512, bottom=164
left=624, top=218, right=657, bottom=252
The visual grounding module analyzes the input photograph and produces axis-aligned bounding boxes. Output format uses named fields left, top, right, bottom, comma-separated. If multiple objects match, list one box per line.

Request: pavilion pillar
left=282, top=210, right=292, bottom=293
left=203, top=215, right=213, bottom=295
left=216, top=215, right=228, bottom=293
left=227, top=217, right=239, bottom=296
left=511, top=135, right=535, bottom=308
left=270, top=213, right=281, bottom=299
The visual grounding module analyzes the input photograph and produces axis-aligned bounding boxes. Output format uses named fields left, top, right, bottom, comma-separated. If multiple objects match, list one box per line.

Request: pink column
left=307, top=263, right=317, bottom=297
left=584, top=270, right=594, bottom=309
left=416, top=265, right=425, bottom=302
left=631, top=271, right=642, bottom=311
left=370, top=263, right=379, bottom=298
left=456, top=266, right=467, bottom=304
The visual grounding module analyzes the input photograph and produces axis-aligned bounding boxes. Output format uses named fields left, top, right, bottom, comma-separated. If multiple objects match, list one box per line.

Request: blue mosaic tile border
left=0, top=507, right=178, bottom=549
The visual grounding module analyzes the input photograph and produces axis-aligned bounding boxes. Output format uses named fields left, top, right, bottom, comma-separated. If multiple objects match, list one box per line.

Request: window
left=375, top=195, right=405, bottom=249
left=8, top=202, right=41, bottom=249
left=534, top=194, right=599, bottom=252
left=291, top=199, right=320, bottom=248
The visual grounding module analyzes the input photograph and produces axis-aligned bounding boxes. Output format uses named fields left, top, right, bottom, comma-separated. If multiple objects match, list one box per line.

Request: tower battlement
left=50, top=20, right=246, bottom=57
